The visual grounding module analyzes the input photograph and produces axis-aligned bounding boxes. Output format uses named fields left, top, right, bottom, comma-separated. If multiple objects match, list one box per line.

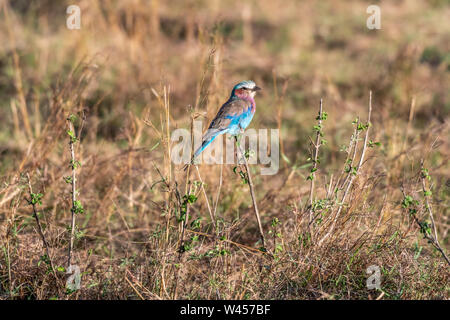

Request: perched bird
left=191, top=80, right=261, bottom=163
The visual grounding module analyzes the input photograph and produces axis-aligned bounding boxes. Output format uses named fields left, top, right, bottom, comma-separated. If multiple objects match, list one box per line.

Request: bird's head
left=231, top=80, right=261, bottom=99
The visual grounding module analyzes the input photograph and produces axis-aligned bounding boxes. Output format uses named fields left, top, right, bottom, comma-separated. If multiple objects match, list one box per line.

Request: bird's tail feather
left=194, top=135, right=216, bottom=158
left=183, top=129, right=225, bottom=171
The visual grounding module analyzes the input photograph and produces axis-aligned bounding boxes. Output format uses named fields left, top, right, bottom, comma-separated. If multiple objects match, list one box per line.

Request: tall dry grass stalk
left=235, top=137, right=265, bottom=248
left=307, top=99, right=324, bottom=239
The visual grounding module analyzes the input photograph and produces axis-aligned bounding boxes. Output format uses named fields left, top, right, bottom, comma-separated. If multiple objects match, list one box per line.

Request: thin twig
left=235, top=136, right=265, bottom=248
left=125, top=275, right=145, bottom=300
left=194, top=165, right=216, bottom=227
left=318, top=91, right=372, bottom=246
left=307, top=99, right=323, bottom=234
left=400, top=97, right=415, bottom=166
left=420, top=161, right=450, bottom=266
left=331, top=119, right=359, bottom=198
left=152, top=162, right=173, bottom=243
left=26, top=173, right=56, bottom=276
left=173, top=111, right=196, bottom=299
left=67, top=120, right=77, bottom=267
left=213, top=162, right=223, bottom=219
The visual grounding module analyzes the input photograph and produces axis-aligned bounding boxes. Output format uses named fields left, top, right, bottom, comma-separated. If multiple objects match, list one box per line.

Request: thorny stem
left=172, top=182, right=192, bottom=300
left=331, top=119, right=359, bottom=199
left=419, top=161, right=450, bottom=266
left=173, top=111, right=196, bottom=299
left=336, top=118, right=360, bottom=193
left=67, top=120, right=77, bottom=268
left=152, top=163, right=173, bottom=243
left=181, top=109, right=195, bottom=239
left=318, top=91, right=372, bottom=247
left=26, top=173, right=56, bottom=276
left=235, top=136, right=265, bottom=248
left=308, top=99, right=323, bottom=234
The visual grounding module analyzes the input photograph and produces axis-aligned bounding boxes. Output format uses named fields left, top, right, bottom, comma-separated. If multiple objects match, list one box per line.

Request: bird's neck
left=232, top=94, right=256, bottom=112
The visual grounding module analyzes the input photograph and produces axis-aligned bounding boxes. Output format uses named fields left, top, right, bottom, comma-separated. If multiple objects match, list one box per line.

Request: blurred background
left=1, top=0, right=449, bottom=169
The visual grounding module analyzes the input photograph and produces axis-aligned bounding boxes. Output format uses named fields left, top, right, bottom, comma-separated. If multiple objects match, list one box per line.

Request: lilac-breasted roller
left=192, top=80, right=261, bottom=161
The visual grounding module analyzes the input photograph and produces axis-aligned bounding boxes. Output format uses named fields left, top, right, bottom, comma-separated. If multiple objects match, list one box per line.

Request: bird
left=189, top=80, right=261, bottom=165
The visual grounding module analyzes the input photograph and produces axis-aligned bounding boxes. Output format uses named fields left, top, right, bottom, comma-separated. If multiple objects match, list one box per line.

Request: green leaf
left=64, top=176, right=73, bottom=184
left=149, top=140, right=160, bottom=151
left=67, top=114, right=77, bottom=123
left=281, top=153, right=291, bottom=164
left=316, top=112, right=328, bottom=121
left=271, top=217, right=279, bottom=227
left=274, top=244, right=283, bottom=254
left=31, top=193, right=43, bottom=205
left=67, top=130, right=77, bottom=143
left=186, top=194, right=198, bottom=204
left=72, top=200, right=84, bottom=214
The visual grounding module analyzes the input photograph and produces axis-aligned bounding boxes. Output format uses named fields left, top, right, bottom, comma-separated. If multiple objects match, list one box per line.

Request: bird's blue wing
left=208, top=98, right=252, bottom=131
left=193, top=99, right=252, bottom=158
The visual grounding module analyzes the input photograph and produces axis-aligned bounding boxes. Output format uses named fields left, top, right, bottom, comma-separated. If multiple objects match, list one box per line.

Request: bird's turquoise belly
left=226, top=109, right=254, bottom=136
left=239, top=111, right=254, bottom=130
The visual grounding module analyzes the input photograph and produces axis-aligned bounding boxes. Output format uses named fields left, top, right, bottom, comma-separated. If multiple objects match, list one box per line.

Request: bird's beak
left=252, top=86, right=262, bottom=91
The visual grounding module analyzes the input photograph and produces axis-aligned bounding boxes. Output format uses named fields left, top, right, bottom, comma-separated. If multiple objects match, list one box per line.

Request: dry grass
left=0, top=0, right=449, bottom=300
